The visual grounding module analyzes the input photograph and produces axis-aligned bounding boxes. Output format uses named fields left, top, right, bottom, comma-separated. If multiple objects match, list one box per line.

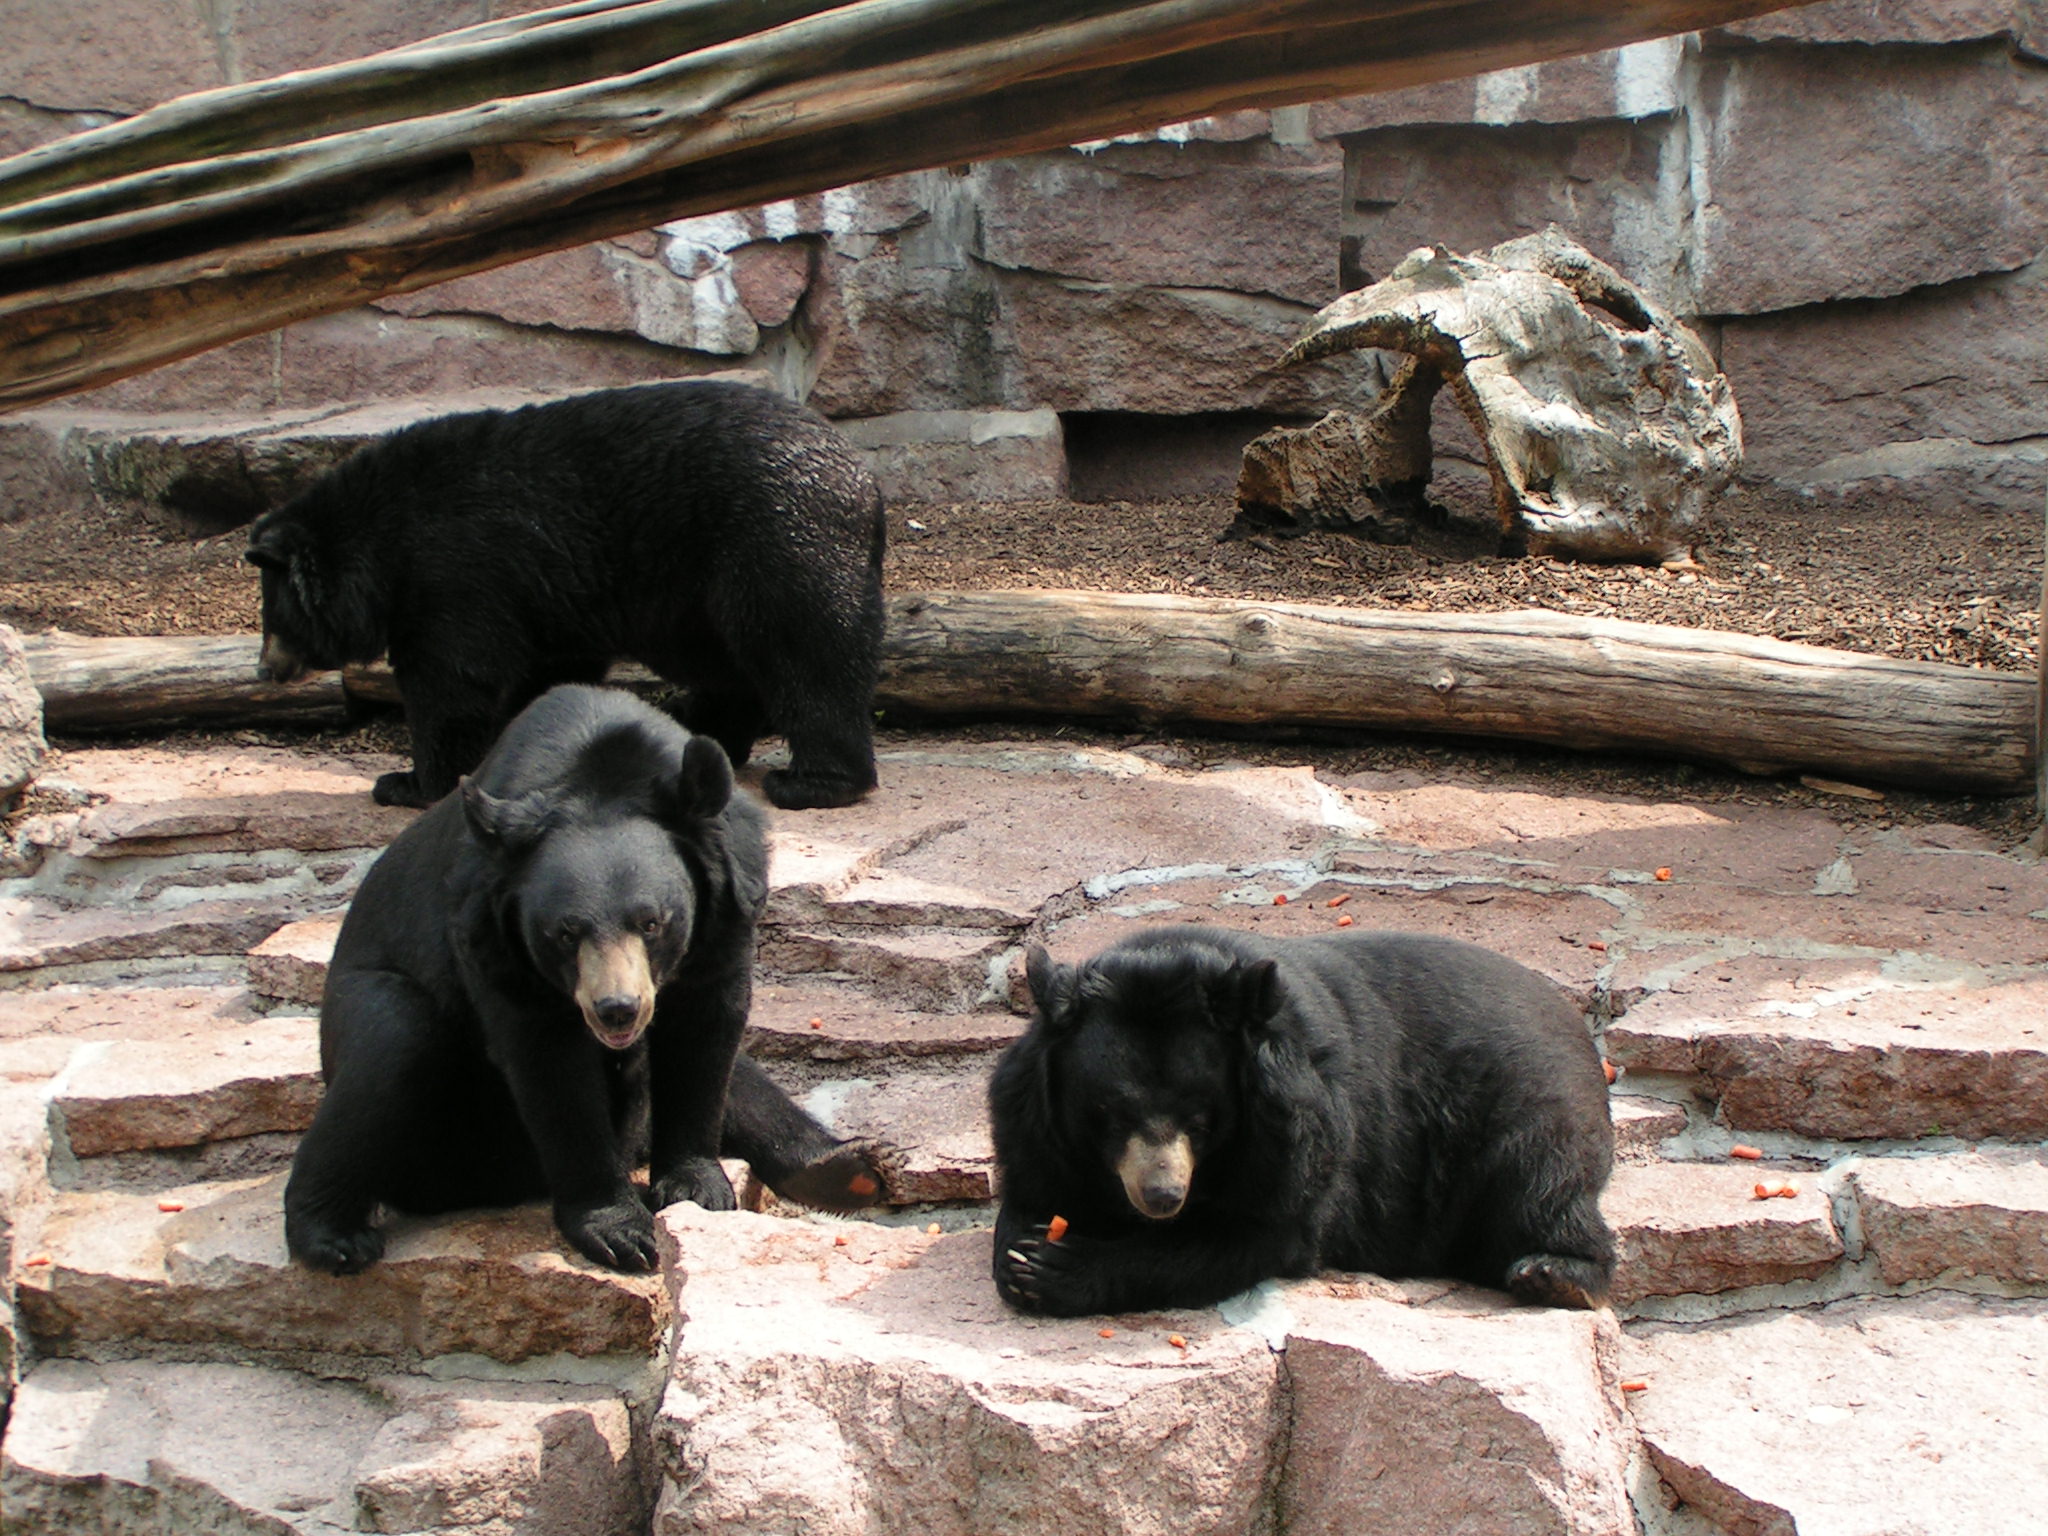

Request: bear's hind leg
left=721, top=1055, right=894, bottom=1211
left=1499, top=1191, right=1616, bottom=1310
left=759, top=696, right=877, bottom=810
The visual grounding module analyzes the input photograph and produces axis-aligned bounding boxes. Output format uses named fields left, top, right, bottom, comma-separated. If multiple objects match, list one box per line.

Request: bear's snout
left=574, top=935, right=656, bottom=1050
left=258, top=633, right=307, bottom=685
left=1117, top=1131, right=1195, bottom=1220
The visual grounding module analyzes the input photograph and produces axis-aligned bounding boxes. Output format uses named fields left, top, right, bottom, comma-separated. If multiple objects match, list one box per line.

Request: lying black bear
left=989, top=925, right=1615, bottom=1315
left=246, top=381, right=886, bottom=812
left=284, top=684, right=888, bottom=1275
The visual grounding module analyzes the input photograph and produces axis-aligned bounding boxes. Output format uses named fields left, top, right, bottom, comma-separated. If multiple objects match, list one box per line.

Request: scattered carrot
left=1272, top=893, right=1289, bottom=906
left=1326, top=893, right=1352, bottom=908
left=24, top=1254, right=50, bottom=1267
left=1753, top=1178, right=1790, bottom=1200
left=1167, top=1333, right=1188, bottom=1350
left=1099, top=1328, right=1116, bottom=1339
left=1729, top=1144, right=1764, bottom=1161
left=1602, top=1059, right=1618, bottom=1085
left=925, top=1222, right=942, bottom=1235
left=1654, top=868, right=1673, bottom=882
left=1775, top=1179, right=1800, bottom=1199
left=1045, top=1214, right=1070, bottom=1243
left=847, top=1174, right=878, bottom=1199
left=1335, top=915, right=1355, bottom=928
left=1620, top=1379, right=1650, bottom=1393
left=1587, top=939, right=1608, bottom=953
left=157, top=1200, right=185, bottom=1213
left=808, top=1016, right=823, bottom=1029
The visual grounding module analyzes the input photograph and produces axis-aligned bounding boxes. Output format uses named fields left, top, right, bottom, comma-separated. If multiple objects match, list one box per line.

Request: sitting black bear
left=246, top=381, right=885, bottom=812
left=283, top=684, right=889, bottom=1275
left=989, top=925, right=1615, bottom=1315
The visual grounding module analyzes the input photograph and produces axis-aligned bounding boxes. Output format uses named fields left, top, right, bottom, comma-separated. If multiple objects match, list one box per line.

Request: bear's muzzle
left=1117, top=1130, right=1195, bottom=1220
left=575, top=935, right=656, bottom=1050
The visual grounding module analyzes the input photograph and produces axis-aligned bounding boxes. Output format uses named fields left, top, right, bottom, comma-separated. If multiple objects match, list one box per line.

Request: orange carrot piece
left=1045, top=1214, right=1070, bottom=1243
left=1272, top=893, right=1289, bottom=905
left=1602, top=1059, right=1618, bottom=1085
left=1326, top=893, right=1352, bottom=908
left=1654, top=867, right=1673, bottom=881
left=847, top=1173, right=878, bottom=1197
left=1335, top=915, right=1355, bottom=928
left=1729, top=1144, right=1764, bottom=1160
left=1167, top=1333, right=1188, bottom=1350
left=1099, top=1328, right=1116, bottom=1339
left=1620, top=1379, right=1650, bottom=1393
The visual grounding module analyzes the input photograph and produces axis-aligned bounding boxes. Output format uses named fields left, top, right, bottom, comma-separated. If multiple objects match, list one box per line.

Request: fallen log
left=1, top=0, right=1805, bottom=409
left=21, top=593, right=2036, bottom=794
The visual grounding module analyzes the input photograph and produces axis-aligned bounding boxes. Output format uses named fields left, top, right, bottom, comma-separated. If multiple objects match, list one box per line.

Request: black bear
left=989, top=925, right=1615, bottom=1315
left=283, top=684, right=889, bottom=1275
left=246, top=381, right=886, bottom=812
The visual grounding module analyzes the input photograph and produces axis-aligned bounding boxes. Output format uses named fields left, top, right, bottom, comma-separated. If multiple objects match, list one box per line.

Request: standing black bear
left=989, top=925, right=1615, bottom=1315
left=246, top=381, right=886, bottom=812
left=284, top=684, right=889, bottom=1275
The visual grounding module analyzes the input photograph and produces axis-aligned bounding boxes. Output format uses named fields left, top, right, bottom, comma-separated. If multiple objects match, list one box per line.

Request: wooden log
left=20, top=632, right=348, bottom=730
left=0, top=0, right=1806, bottom=409
left=20, top=591, right=2037, bottom=794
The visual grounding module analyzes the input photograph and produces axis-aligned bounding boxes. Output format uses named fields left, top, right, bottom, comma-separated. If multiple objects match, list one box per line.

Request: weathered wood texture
left=21, top=633, right=349, bottom=729
left=0, top=0, right=1801, bottom=409
left=23, top=591, right=2036, bottom=794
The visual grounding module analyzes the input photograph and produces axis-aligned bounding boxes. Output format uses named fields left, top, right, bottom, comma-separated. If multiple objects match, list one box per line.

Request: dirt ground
left=4, top=474, right=2042, bottom=844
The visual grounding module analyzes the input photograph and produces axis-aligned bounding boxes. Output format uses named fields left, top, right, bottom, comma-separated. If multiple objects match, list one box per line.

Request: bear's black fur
left=989, top=925, right=1615, bottom=1315
left=246, top=382, right=885, bottom=812
left=283, top=684, right=888, bottom=1275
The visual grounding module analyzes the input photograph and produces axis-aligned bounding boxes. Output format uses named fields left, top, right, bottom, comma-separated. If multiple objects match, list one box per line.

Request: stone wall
left=6, top=1, right=2048, bottom=508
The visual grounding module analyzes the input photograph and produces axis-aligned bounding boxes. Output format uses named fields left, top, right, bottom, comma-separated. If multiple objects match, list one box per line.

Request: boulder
left=0, top=625, right=45, bottom=812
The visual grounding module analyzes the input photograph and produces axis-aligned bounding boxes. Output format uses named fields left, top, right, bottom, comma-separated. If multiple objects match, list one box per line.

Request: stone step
left=747, top=977, right=1023, bottom=1062
left=1603, top=1159, right=1845, bottom=1309
left=1623, top=1293, right=2048, bottom=1536
left=1846, top=1150, right=2048, bottom=1288
left=0, top=1357, right=646, bottom=1536
left=755, top=925, right=1014, bottom=1013
left=784, top=1062, right=996, bottom=1204
left=16, top=1173, right=666, bottom=1368
left=45, top=1016, right=320, bottom=1159
left=0, top=894, right=313, bottom=980
left=652, top=1204, right=1636, bottom=1536
left=1605, top=966, right=2048, bottom=1141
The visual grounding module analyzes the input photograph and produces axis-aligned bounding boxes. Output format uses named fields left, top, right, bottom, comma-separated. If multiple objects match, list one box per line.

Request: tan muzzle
left=1117, top=1130, right=1195, bottom=1220
left=574, top=935, right=656, bottom=1050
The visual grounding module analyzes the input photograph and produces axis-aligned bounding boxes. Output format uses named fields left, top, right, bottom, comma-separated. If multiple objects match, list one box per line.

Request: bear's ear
left=460, top=776, right=550, bottom=853
left=1024, top=944, right=1077, bottom=1029
left=244, top=516, right=300, bottom=573
left=1215, top=958, right=1282, bottom=1031
left=663, top=734, right=734, bottom=824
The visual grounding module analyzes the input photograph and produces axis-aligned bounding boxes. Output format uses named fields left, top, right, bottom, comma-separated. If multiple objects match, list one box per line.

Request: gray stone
left=233, top=0, right=490, bottom=80
left=0, top=625, right=46, bottom=811
left=0, top=0, right=222, bottom=114
left=1624, top=1294, right=2048, bottom=1536
left=0, top=415, right=95, bottom=526
left=0, top=1358, right=647, bottom=1536
left=782, top=1063, right=994, bottom=1202
left=246, top=918, right=340, bottom=1006
left=1717, top=0, right=2036, bottom=46
left=1719, top=256, right=2048, bottom=491
left=1692, top=45, right=2048, bottom=314
left=838, top=408, right=1068, bottom=503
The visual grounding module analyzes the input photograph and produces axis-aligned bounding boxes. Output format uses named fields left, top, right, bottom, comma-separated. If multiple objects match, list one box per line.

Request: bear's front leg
left=644, top=967, right=749, bottom=1215
left=994, top=1202, right=1314, bottom=1316
left=491, top=1016, right=657, bottom=1272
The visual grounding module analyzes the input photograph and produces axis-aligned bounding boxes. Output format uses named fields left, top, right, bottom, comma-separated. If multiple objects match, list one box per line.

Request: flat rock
left=1282, top=1280, right=1634, bottom=1536
left=246, top=917, right=340, bottom=1005
left=17, top=1174, right=666, bottom=1366
left=47, top=1016, right=320, bottom=1158
left=0, top=1358, right=646, bottom=1536
left=788, top=1064, right=994, bottom=1202
left=0, top=977, right=259, bottom=1044
left=653, top=1208, right=1634, bottom=1536
left=1610, top=1096, right=1687, bottom=1159
left=38, top=743, right=412, bottom=858
left=1849, top=1152, right=2048, bottom=1287
left=746, top=978, right=1023, bottom=1062
left=1607, top=973, right=2048, bottom=1140
left=756, top=926, right=1011, bottom=1013
left=0, top=894, right=310, bottom=977
left=1624, top=1294, right=2048, bottom=1536
left=1604, top=1160, right=1844, bottom=1305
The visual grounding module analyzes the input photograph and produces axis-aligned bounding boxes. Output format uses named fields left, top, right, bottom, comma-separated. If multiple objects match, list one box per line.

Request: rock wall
left=5, top=1, right=2048, bottom=508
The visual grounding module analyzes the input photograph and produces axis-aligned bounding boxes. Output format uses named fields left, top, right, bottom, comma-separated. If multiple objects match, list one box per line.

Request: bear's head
left=460, top=710, right=748, bottom=1051
left=245, top=498, right=386, bottom=682
left=1020, top=939, right=1280, bottom=1221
